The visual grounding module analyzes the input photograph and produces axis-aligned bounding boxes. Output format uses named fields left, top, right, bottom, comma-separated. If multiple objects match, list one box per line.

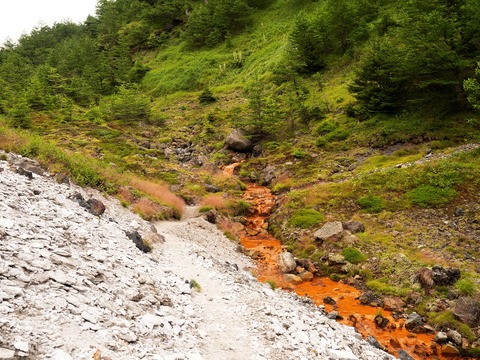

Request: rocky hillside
left=0, top=152, right=393, bottom=360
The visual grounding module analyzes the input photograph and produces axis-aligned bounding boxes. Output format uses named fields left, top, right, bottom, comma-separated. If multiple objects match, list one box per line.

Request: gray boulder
left=454, top=297, right=480, bottom=327
left=278, top=252, right=297, bottom=273
left=314, top=221, right=343, bottom=243
left=225, top=129, right=253, bottom=152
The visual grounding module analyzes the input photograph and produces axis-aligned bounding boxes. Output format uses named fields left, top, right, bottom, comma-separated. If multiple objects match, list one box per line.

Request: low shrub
left=341, top=247, right=366, bottom=264
left=287, top=209, right=324, bottom=229
left=357, top=194, right=384, bottom=213
left=408, top=185, right=457, bottom=208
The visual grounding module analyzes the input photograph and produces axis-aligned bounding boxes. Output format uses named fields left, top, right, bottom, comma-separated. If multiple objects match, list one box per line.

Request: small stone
left=405, top=312, right=423, bottom=331
left=298, top=271, right=313, bottom=281
left=13, top=341, right=29, bottom=353
left=327, top=348, right=358, bottom=360
left=118, top=330, right=137, bottom=343
left=283, top=274, right=302, bottom=285
left=50, top=349, right=74, bottom=360
left=81, top=311, right=98, bottom=324
left=323, top=296, right=336, bottom=306
left=366, top=336, right=383, bottom=350
left=0, top=348, right=15, bottom=360
left=434, top=331, right=448, bottom=344
left=441, top=343, right=460, bottom=355
left=314, top=221, right=343, bottom=243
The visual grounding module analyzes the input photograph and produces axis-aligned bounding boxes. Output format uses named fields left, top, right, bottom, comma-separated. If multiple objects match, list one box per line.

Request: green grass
left=341, top=247, right=366, bottom=264
left=287, top=208, right=324, bottom=229
left=408, top=185, right=457, bottom=208
left=366, top=279, right=409, bottom=297
left=356, top=194, right=384, bottom=213
left=455, top=278, right=477, bottom=296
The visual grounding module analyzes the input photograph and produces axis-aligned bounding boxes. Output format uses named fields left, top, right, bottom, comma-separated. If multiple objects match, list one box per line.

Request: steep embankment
left=0, top=151, right=393, bottom=359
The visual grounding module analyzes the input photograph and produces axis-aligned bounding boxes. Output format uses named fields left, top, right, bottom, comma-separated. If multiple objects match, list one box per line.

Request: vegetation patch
left=407, top=185, right=457, bottom=208
left=341, top=247, right=365, bottom=264
left=356, top=194, right=384, bottom=213
left=287, top=209, right=324, bottom=229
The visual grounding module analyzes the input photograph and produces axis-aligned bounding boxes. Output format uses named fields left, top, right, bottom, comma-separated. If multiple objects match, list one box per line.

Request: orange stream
left=228, top=166, right=462, bottom=359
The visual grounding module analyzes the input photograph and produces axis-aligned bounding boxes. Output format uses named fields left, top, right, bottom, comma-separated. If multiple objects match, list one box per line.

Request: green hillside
left=1, top=0, right=480, bottom=355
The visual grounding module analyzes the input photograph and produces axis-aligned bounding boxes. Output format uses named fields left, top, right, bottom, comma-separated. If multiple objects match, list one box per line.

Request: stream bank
left=226, top=163, right=467, bottom=360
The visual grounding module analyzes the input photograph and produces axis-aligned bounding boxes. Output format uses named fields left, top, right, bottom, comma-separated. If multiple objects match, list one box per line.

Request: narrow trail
left=157, top=218, right=264, bottom=359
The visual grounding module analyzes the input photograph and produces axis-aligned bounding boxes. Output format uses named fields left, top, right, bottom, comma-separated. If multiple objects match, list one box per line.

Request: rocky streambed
left=0, top=152, right=393, bottom=359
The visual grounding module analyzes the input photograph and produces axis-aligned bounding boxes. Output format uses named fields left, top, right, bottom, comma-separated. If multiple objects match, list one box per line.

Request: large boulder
left=431, top=265, right=460, bottom=286
left=454, top=297, right=480, bottom=327
left=405, top=312, right=424, bottom=331
left=278, top=252, right=297, bottom=273
left=225, top=129, right=253, bottom=153
left=314, top=221, right=343, bottom=243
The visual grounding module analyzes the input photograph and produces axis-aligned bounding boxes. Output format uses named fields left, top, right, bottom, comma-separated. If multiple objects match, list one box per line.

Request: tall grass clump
left=129, top=177, right=185, bottom=218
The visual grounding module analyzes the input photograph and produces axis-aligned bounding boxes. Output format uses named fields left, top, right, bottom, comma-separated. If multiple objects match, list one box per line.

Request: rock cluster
left=0, top=153, right=394, bottom=360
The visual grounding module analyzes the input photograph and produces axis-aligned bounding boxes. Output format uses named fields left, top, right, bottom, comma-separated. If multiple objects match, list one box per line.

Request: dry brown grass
left=129, top=177, right=185, bottom=216
left=217, top=217, right=244, bottom=241
left=131, top=198, right=175, bottom=221
left=200, top=194, right=228, bottom=210
left=117, top=186, right=136, bottom=205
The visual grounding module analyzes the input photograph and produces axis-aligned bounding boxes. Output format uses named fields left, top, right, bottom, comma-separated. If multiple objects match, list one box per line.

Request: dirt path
left=157, top=218, right=266, bottom=359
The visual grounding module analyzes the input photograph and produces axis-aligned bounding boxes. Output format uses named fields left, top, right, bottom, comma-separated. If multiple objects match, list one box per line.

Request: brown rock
left=383, top=296, right=406, bottom=312
left=299, top=271, right=313, bottom=281
left=283, top=274, right=303, bottom=285
left=342, top=220, right=365, bottom=233
left=454, top=297, right=480, bottom=327
left=85, top=198, right=106, bottom=216
left=441, top=343, right=460, bottom=355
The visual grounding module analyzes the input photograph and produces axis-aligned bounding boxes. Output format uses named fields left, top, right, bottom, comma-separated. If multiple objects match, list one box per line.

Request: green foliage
left=229, top=199, right=251, bottom=216
left=455, top=278, right=477, bottom=296
left=357, top=194, right=384, bottom=213
left=289, top=0, right=375, bottom=73
left=351, top=0, right=480, bottom=114
left=287, top=209, right=324, bottom=229
left=266, top=279, right=277, bottom=290
left=102, top=85, right=152, bottom=122
left=465, top=62, right=480, bottom=111
left=198, top=88, right=217, bottom=104
left=407, top=185, right=457, bottom=208
left=184, top=0, right=252, bottom=48
left=7, top=97, right=31, bottom=129
left=341, top=247, right=366, bottom=264
left=291, top=149, right=307, bottom=159
left=190, top=279, right=202, bottom=292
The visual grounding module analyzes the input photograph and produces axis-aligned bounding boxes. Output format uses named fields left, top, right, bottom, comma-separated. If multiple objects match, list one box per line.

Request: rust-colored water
left=225, top=164, right=464, bottom=359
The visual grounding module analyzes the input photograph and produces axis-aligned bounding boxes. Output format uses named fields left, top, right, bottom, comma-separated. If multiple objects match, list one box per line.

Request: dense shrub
left=408, top=185, right=456, bottom=208
left=356, top=194, right=384, bottom=213
left=287, top=209, right=324, bottom=229
left=341, top=247, right=365, bottom=264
